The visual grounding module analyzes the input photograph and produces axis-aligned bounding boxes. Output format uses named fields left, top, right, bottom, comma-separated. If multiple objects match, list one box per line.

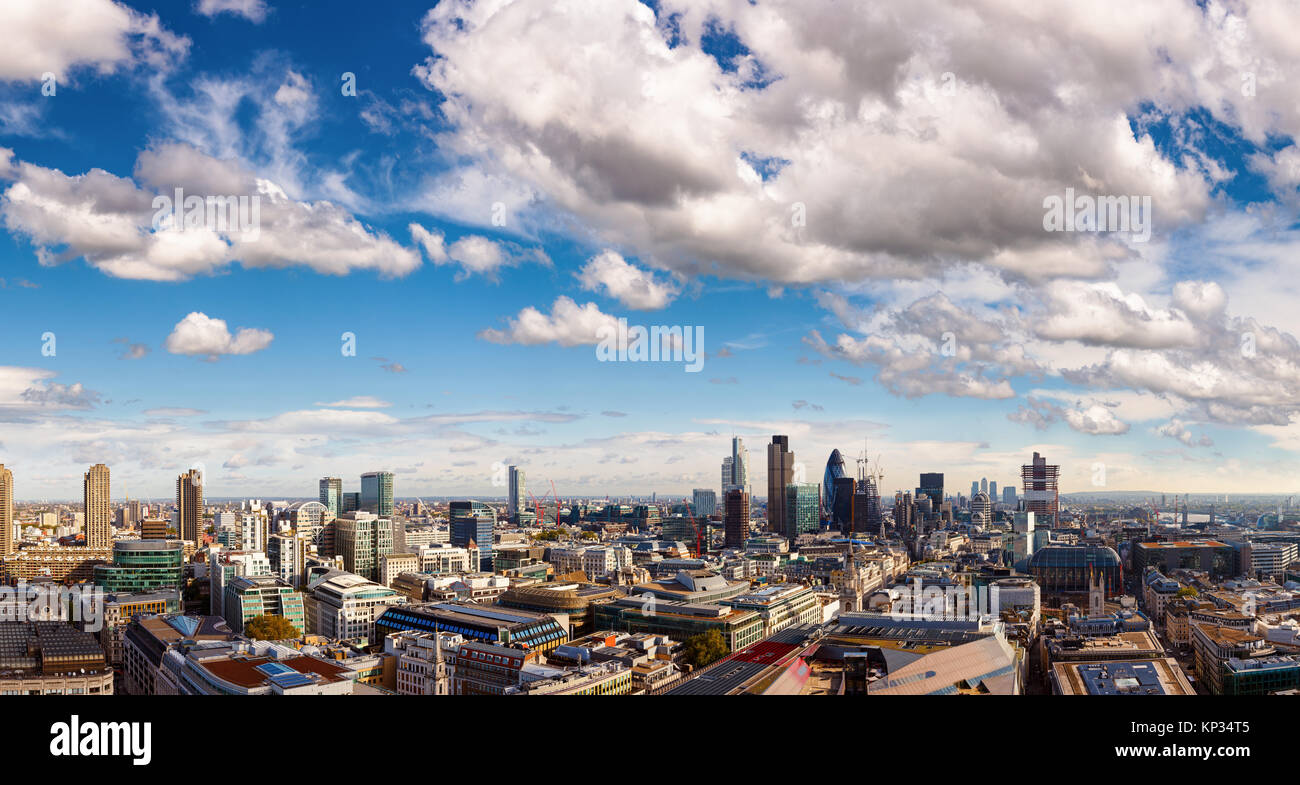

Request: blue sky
left=4, top=0, right=1300, bottom=500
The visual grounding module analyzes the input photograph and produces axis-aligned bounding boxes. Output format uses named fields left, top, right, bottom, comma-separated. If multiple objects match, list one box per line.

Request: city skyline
left=7, top=0, right=1300, bottom=499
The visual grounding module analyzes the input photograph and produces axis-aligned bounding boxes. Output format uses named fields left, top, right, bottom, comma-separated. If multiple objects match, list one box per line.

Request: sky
left=4, top=0, right=1300, bottom=501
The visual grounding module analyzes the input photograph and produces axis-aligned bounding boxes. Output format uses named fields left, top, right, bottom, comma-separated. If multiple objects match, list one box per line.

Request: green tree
left=682, top=630, right=729, bottom=668
left=1176, top=586, right=1199, bottom=598
left=244, top=614, right=301, bottom=640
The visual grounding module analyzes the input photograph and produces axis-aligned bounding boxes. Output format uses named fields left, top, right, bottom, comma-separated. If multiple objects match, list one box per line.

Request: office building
left=450, top=500, right=496, bottom=570
left=0, top=465, right=14, bottom=558
left=1021, top=451, right=1059, bottom=526
left=333, top=512, right=394, bottom=583
left=93, top=540, right=185, bottom=593
left=692, top=488, right=717, bottom=518
left=724, top=489, right=749, bottom=549
left=767, top=436, right=795, bottom=532
left=0, top=622, right=114, bottom=695
left=176, top=469, right=204, bottom=546
left=318, top=477, right=342, bottom=519
left=222, top=574, right=306, bottom=636
left=721, top=436, right=750, bottom=497
left=374, top=602, right=568, bottom=655
left=83, top=463, right=111, bottom=549
left=784, top=482, right=820, bottom=541
left=305, top=570, right=404, bottom=642
left=1133, top=540, right=1235, bottom=580
left=919, top=473, right=944, bottom=510
left=508, top=466, right=526, bottom=521
left=360, top=471, right=394, bottom=516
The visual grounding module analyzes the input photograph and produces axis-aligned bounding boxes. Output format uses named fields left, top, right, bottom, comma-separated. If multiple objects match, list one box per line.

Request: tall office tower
left=83, top=463, right=111, bottom=548
left=342, top=492, right=360, bottom=513
left=721, top=436, right=750, bottom=497
left=1021, top=451, right=1060, bottom=527
left=723, top=489, right=749, bottom=548
left=971, top=481, right=979, bottom=499
left=1011, top=511, right=1035, bottom=570
left=334, top=512, right=394, bottom=582
left=767, top=436, right=795, bottom=531
left=1002, top=486, right=1017, bottom=507
left=177, top=468, right=205, bottom=546
left=822, top=449, right=848, bottom=520
left=0, top=465, right=11, bottom=558
left=980, top=478, right=988, bottom=494
left=919, top=473, right=944, bottom=510
left=692, top=488, right=717, bottom=517
left=853, top=476, right=882, bottom=536
left=450, top=500, right=497, bottom=570
left=508, top=466, right=526, bottom=520
left=989, top=481, right=998, bottom=501
left=784, top=482, right=821, bottom=541
left=894, top=491, right=915, bottom=535
left=128, top=499, right=142, bottom=525
left=971, top=491, right=992, bottom=525
left=832, top=475, right=856, bottom=534
left=361, top=471, right=395, bottom=516
left=319, top=477, right=342, bottom=519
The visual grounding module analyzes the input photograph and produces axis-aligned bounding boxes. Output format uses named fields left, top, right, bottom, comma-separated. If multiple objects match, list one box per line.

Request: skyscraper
left=989, top=480, right=998, bottom=500
left=723, top=489, right=749, bottom=549
left=822, top=449, right=848, bottom=520
left=785, top=482, right=821, bottom=541
left=361, top=471, right=395, bottom=517
left=177, top=468, right=204, bottom=546
left=450, top=500, right=496, bottom=570
left=0, top=465, right=12, bottom=558
left=919, top=473, right=944, bottom=510
left=1021, top=451, right=1060, bottom=527
left=319, top=477, right=342, bottom=519
left=508, top=466, right=526, bottom=520
left=721, top=436, right=750, bottom=497
left=83, top=463, right=111, bottom=549
left=768, top=436, right=795, bottom=531
left=692, top=488, right=717, bottom=517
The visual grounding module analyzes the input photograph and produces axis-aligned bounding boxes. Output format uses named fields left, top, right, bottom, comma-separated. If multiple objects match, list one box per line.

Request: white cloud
left=164, top=312, right=273, bottom=359
left=0, top=0, right=189, bottom=82
left=479, top=296, right=620, bottom=347
left=0, top=143, right=420, bottom=281
left=577, top=250, right=678, bottom=310
left=314, top=396, right=392, bottom=409
left=195, top=0, right=269, bottom=23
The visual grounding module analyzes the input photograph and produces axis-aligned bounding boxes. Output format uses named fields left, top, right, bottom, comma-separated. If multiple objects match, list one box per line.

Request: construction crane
left=528, top=479, right=560, bottom=527
left=688, top=512, right=705, bottom=558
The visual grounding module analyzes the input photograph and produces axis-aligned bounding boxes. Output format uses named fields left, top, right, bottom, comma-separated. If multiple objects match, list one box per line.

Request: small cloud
left=792, top=400, right=824, bottom=412
left=830, top=372, right=862, bottom=386
left=194, top=0, right=270, bottom=23
left=143, top=407, right=207, bottom=417
left=113, top=338, right=150, bottom=360
left=315, top=396, right=392, bottom=408
left=21, top=382, right=100, bottom=409
left=601, top=410, right=628, bottom=418
left=709, top=377, right=739, bottom=385
left=164, top=312, right=273, bottom=360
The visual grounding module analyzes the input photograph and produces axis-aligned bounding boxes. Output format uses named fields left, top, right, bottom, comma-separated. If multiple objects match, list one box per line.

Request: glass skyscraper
left=361, top=471, right=394, bottom=517
left=319, top=477, right=342, bottom=519
left=784, top=482, right=820, bottom=541
left=451, top=500, right=496, bottom=570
